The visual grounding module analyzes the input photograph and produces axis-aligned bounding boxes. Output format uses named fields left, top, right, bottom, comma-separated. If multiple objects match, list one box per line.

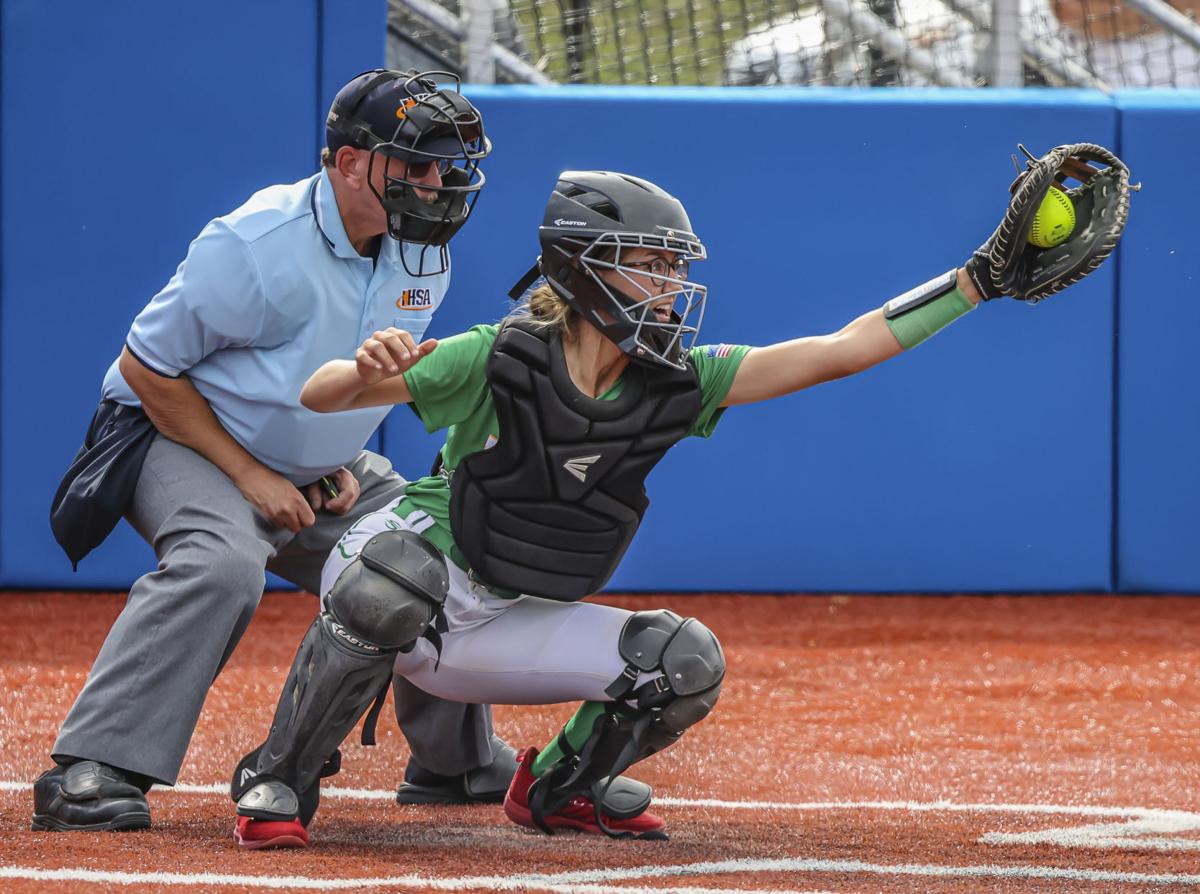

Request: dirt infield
left=2, top=591, right=1199, bottom=892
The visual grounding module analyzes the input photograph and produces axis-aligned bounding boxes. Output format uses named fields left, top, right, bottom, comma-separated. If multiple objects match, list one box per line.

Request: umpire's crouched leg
left=397, top=734, right=519, bottom=805
left=36, top=436, right=289, bottom=831
left=32, top=761, right=150, bottom=832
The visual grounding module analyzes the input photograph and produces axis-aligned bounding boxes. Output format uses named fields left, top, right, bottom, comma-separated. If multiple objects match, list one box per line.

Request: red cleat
left=234, top=814, right=308, bottom=850
left=503, top=747, right=667, bottom=840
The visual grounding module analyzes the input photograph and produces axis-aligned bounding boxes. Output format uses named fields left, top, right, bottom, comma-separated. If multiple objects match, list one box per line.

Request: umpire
left=33, top=69, right=516, bottom=832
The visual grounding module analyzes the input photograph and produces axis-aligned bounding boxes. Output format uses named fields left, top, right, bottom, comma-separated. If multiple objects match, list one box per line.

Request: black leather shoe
left=32, top=761, right=151, bottom=831
left=397, top=737, right=519, bottom=805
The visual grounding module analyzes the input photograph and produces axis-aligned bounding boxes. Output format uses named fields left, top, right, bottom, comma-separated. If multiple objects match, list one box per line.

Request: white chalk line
left=3, top=856, right=1200, bottom=891
left=983, top=812, right=1200, bottom=853
left=0, top=865, right=831, bottom=894
left=7, top=781, right=1200, bottom=888
left=2, top=779, right=1194, bottom=822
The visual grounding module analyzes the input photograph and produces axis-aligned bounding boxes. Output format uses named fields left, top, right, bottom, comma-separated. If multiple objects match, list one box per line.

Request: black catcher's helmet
left=512, top=171, right=707, bottom=369
left=326, top=69, right=490, bottom=276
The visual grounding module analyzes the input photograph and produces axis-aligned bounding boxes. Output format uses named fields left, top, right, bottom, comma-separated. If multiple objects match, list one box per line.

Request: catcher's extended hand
left=965, top=143, right=1140, bottom=303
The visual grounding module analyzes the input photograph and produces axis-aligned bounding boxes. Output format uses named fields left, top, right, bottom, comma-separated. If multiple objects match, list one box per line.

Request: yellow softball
left=1028, top=186, right=1076, bottom=249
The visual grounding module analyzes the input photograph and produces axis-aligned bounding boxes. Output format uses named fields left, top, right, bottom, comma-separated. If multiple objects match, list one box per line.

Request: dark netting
left=389, top=0, right=1200, bottom=88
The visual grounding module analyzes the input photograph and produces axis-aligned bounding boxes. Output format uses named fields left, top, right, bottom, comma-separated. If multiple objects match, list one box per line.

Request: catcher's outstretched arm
left=721, top=269, right=981, bottom=407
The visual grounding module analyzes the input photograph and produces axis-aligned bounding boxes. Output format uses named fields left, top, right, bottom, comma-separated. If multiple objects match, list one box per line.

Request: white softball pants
left=320, top=498, right=651, bottom=705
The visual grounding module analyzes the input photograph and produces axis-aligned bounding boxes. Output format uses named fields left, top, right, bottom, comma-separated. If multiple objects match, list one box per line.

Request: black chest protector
left=449, top=320, right=703, bottom=601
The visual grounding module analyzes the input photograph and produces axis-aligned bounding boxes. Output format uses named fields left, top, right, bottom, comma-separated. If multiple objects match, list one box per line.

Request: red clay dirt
left=1, top=591, right=1199, bottom=892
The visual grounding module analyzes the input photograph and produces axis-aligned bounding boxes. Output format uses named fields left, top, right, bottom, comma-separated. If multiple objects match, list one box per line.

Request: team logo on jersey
left=396, top=288, right=434, bottom=310
left=563, top=453, right=601, bottom=483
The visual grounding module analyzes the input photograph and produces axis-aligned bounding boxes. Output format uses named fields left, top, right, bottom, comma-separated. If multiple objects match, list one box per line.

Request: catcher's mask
left=326, top=68, right=490, bottom=276
left=509, top=171, right=707, bottom=370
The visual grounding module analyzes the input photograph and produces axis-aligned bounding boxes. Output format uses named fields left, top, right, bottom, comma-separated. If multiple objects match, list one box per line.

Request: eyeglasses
left=622, top=256, right=690, bottom=284
left=403, top=158, right=452, bottom=179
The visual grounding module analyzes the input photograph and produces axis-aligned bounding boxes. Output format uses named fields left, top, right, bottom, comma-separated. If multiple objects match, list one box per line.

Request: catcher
left=230, top=144, right=1135, bottom=847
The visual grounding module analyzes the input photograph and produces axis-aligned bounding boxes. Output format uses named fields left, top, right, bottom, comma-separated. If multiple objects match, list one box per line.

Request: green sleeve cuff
left=885, top=285, right=976, bottom=350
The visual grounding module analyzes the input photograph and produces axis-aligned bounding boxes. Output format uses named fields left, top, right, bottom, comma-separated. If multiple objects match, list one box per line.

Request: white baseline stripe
left=7, top=782, right=1200, bottom=888
left=2, top=779, right=1194, bottom=822
left=981, top=813, right=1200, bottom=853
left=0, top=866, right=835, bottom=893
left=653, top=796, right=1200, bottom=821
left=987, top=833, right=1200, bottom=853
left=510, top=856, right=1200, bottom=887
left=2, top=856, right=1199, bottom=890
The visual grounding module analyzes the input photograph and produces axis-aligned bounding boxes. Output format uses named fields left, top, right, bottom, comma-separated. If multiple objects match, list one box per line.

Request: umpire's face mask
left=367, top=127, right=489, bottom=277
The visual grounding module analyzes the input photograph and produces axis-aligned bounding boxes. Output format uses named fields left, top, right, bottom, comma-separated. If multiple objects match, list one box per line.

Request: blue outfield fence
left=0, top=2, right=1195, bottom=592
left=1112, top=91, right=1200, bottom=592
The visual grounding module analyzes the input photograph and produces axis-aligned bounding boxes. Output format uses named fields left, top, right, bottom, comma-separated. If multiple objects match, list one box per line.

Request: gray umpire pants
left=52, top=435, right=497, bottom=785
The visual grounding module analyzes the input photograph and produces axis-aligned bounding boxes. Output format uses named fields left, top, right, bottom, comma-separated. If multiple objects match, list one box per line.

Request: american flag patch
left=705, top=344, right=733, bottom=359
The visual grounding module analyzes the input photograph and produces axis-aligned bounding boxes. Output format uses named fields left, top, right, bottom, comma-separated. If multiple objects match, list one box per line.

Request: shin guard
left=528, top=611, right=725, bottom=838
left=232, top=612, right=396, bottom=816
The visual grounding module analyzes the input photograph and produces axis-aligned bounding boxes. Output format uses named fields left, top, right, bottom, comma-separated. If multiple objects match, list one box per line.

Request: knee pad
left=606, top=609, right=725, bottom=733
left=327, top=529, right=449, bottom=650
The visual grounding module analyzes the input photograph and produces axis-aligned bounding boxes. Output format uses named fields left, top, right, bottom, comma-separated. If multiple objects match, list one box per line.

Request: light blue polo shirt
left=102, top=169, right=450, bottom=485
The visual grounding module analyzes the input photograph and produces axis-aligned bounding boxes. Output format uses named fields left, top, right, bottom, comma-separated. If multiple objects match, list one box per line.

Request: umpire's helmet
left=518, top=171, right=707, bottom=370
left=327, top=69, right=490, bottom=276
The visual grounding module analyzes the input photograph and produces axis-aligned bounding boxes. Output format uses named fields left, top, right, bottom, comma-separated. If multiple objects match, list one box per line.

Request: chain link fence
left=388, top=0, right=1200, bottom=87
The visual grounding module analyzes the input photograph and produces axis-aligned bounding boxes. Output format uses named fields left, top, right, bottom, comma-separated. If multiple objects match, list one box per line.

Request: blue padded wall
left=319, top=0, right=389, bottom=153
left=4, top=28, right=1172, bottom=591
left=0, top=0, right=383, bottom=588
left=391, top=87, right=1118, bottom=592
left=1113, top=91, right=1200, bottom=591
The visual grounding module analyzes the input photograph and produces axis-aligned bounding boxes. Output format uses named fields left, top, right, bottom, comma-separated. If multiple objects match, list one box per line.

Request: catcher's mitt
left=965, top=143, right=1139, bottom=303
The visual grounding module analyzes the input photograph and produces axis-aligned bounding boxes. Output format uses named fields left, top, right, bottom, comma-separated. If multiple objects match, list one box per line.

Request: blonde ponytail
left=510, top=282, right=577, bottom=335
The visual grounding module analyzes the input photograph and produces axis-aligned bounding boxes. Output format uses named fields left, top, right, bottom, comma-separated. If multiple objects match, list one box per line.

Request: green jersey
left=394, top=323, right=751, bottom=569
